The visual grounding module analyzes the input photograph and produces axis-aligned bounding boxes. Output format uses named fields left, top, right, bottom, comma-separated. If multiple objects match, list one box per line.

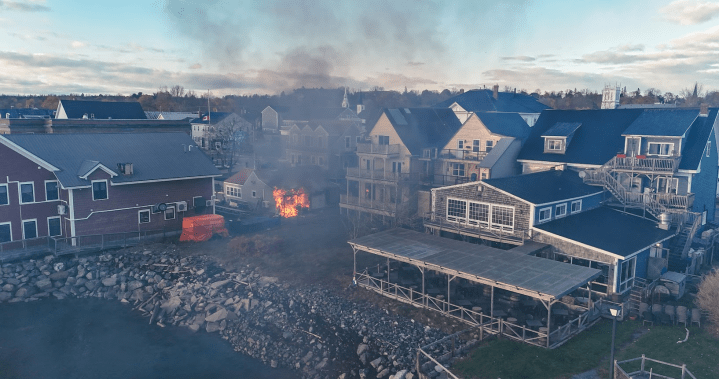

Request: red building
left=0, top=132, right=220, bottom=245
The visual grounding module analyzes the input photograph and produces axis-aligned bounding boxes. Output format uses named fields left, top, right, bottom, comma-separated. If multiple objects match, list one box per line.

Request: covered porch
left=349, top=228, right=604, bottom=349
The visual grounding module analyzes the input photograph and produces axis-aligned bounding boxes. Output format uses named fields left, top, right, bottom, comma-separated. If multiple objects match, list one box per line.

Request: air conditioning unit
left=152, top=203, right=168, bottom=213
left=57, top=204, right=66, bottom=215
left=205, top=200, right=213, bottom=207
left=176, top=201, right=187, bottom=212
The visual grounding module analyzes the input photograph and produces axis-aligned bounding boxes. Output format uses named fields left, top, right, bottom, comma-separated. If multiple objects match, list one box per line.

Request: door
left=626, top=137, right=640, bottom=156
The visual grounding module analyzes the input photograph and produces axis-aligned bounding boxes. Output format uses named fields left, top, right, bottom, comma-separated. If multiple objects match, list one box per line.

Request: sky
left=1, top=0, right=719, bottom=96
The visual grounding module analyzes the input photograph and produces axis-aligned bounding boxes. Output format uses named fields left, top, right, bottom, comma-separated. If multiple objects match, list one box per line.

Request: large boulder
left=36, top=279, right=52, bottom=291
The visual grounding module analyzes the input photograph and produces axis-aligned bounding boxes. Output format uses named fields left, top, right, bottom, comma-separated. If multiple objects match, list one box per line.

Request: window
left=556, top=203, right=567, bottom=217
left=252, top=190, right=257, bottom=198
left=656, top=177, right=678, bottom=194
left=647, top=143, right=673, bottom=156
left=491, top=205, right=514, bottom=229
left=392, top=162, right=402, bottom=173
left=47, top=217, right=61, bottom=237
left=0, top=184, right=7, bottom=206
left=378, top=135, right=390, bottom=145
left=225, top=187, right=230, bottom=195
left=22, top=219, right=37, bottom=239
left=356, top=136, right=361, bottom=144
left=547, top=139, right=562, bottom=151
left=472, top=140, right=480, bottom=153
left=19, top=182, right=34, bottom=204
left=538, top=207, right=552, bottom=222
left=0, top=222, right=11, bottom=243
left=486, top=140, right=494, bottom=152
left=452, top=163, right=465, bottom=176
left=571, top=200, right=582, bottom=213
left=707, top=141, right=712, bottom=157
left=304, top=136, right=312, bottom=146
left=138, top=210, right=150, bottom=224
left=345, top=136, right=351, bottom=148
left=618, top=257, right=636, bottom=293
left=164, top=206, right=176, bottom=220
left=468, top=202, right=489, bottom=226
left=319, top=157, right=324, bottom=166
left=447, top=199, right=467, bottom=223
left=457, top=140, right=464, bottom=149
left=365, top=160, right=370, bottom=170
left=45, top=181, right=59, bottom=201
left=92, top=180, right=108, bottom=200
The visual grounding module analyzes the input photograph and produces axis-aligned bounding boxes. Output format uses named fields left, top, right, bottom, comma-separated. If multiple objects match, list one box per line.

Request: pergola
left=349, top=228, right=603, bottom=348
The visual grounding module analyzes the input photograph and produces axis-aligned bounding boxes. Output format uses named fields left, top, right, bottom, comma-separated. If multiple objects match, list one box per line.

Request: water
left=0, top=298, right=298, bottom=379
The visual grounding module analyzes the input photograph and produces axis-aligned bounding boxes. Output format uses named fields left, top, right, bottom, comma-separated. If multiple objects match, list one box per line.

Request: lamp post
left=609, top=307, right=621, bottom=379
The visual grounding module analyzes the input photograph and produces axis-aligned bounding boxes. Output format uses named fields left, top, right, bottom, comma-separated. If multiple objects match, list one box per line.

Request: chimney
left=198, top=110, right=202, bottom=119
left=700, top=103, right=709, bottom=117
left=492, top=85, right=499, bottom=100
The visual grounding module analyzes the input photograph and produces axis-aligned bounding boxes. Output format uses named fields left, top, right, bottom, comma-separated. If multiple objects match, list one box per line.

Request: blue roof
left=622, top=109, right=698, bottom=137
left=382, top=108, right=463, bottom=155
left=434, top=89, right=550, bottom=113
left=679, top=108, right=718, bottom=170
left=475, top=112, right=530, bottom=140
left=3, top=132, right=220, bottom=188
left=0, top=108, right=54, bottom=119
left=534, top=207, right=675, bottom=258
left=59, top=100, right=147, bottom=119
left=542, top=122, right=581, bottom=137
left=482, top=169, right=602, bottom=205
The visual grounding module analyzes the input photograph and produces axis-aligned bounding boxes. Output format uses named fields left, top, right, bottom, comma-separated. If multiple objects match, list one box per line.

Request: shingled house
left=0, top=132, right=220, bottom=247
left=434, top=86, right=550, bottom=126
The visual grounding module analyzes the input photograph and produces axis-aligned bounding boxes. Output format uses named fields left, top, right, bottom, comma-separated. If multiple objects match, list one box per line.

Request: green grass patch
left=616, top=325, right=719, bottom=379
left=453, top=319, right=636, bottom=379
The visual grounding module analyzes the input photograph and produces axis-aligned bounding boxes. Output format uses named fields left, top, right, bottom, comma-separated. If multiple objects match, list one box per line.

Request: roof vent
left=700, top=103, right=708, bottom=117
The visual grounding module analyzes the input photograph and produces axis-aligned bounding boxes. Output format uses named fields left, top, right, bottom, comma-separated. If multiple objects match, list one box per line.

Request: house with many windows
left=190, top=112, right=252, bottom=149
left=0, top=132, right=220, bottom=248
left=285, top=120, right=363, bottom=179
left=433, top=86, right=550, bottom=126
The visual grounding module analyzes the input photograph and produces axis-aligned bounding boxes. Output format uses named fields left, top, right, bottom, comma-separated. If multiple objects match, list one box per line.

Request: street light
left=609, top=307, right=622, bottom=379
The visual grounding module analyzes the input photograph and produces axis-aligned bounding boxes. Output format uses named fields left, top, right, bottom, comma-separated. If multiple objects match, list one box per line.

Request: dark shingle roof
left=482, top=169, right=602, bottom=205
left=534, top=207, right=675, bottom=258
left=679, top=108, right=717, bottom=170
left=434, top=89, right=550, bottom=113
left=542, top=122, right=582, bottom=137
left=3, top=132, right=220, bottom=188
left=622, top=109, right=698, bottom=137
left=59, top=100, right=147, bottom=119
left=0, top=108, right=54, bottom=119
left=383, top=108, right=463, bottom=155
left=225, top=168, right=254, bottom=185
left=475, top=112, right=530, bottom=140
left=518, top=109, right=645, bottom=166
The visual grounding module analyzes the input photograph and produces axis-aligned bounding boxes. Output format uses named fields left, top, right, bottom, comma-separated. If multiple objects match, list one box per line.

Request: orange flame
left=273, top=187, right=310, bottom=218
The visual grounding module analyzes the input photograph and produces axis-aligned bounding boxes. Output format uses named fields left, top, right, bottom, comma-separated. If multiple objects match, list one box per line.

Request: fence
left=615, top=355, right=696, bottom=379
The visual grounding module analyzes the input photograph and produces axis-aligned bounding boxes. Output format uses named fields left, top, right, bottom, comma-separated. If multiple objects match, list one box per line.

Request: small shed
left=223, top=168, right=273, bottom=210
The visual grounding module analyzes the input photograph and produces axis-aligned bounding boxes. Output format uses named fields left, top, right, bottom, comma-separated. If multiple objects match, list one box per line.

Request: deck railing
left=615, top=355, right=696, bottom=379
left=340, top=194, right=398, bottom=213
left=423, top=213, right=526, bottom=245
left=436, top=148, right=489, bottom=161
left=609, top=155, right=681, bottom=173
left=356, top=143, right=400, bottom=155
left=345, top=167, right=419, bottom=182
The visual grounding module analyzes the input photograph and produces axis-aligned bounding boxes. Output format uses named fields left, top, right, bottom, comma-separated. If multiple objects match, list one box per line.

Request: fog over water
left=0, top=298, right=298, bottom=379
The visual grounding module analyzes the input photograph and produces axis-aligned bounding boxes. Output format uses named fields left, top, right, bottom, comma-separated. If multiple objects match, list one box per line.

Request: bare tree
left=170, top=85, right=185, bottom=98
left=696, top=270, right=719, bottom=331
left=208, top=117, right=250, bottom=172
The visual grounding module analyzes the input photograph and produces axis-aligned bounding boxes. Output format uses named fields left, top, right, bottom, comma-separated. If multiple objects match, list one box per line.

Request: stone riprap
left=0, top=246, right=474, bottom=379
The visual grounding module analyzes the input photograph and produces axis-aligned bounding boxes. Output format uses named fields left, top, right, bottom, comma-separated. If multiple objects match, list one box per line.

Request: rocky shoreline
left=0, top=245, right=474, bottom=379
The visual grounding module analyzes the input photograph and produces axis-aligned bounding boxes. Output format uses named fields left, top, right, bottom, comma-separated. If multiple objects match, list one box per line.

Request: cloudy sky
left=1, top=0, right=719, bottom=96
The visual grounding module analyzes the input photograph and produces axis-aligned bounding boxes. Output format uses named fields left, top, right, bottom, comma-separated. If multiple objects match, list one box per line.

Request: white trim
left=546, top=138, right=563, bottom=151
left=570, top=200, right=582, bottom=213
left=44, top=180, right=59, bottom=201
left=0, top=136, right=59, bottom=171
left=164, top=206, right=176, bottom=220
left=47, top=216, right=62, bottom=237
left=0, top=183, right=8, bottom=206
left=555, top=203, right=567, bottom=218
left=646, top=142, right=674, bottom=157
left=138, top=209, right=151, bottom=224
left=79, top=163, right=117, bottom=179
left=18, top=181, right=35, bottom=204
left=617, top=256, right=637, bottom=294
left=91, top=179, right=109, bottom=201
left=538, top=207, right=552, bottom=222
left=68, top=189, right=76, bottom=238
left=110, top=175, right=220, bottom=186
left=0, top=221, right=12, bottom=242
left=533, top=228, right=622, bottom=259
left=21, top=218, right=37, bottom=239
left=446, top=197, right=516, bottom=232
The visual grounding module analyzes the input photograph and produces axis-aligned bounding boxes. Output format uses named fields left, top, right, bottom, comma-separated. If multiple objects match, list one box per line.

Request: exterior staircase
left=628, top=277, right=648, bottom=315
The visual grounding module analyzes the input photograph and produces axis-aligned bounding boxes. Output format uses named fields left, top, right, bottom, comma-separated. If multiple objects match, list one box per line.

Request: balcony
left=346, top=167, right=419, bottom=182
left=622, top=191, right=695, bottom=210
left=340, top=194, right=397, bottom=215
left=420, top=148, right=488, bottom=161
left=421, top=174, right=471, bottom=187
left=608, top=155, right=681, bottom=174
left=357, top=143, right=400, bottom=156
left=286, top=143, right=327, bottom=153
left=423, top=214, right=526, bottom=245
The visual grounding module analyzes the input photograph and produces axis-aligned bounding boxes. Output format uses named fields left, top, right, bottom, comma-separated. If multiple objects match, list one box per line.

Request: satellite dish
left=578, top=171, right=587, bottom=179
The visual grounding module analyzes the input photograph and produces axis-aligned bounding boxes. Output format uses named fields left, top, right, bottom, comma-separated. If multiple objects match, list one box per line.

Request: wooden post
left=641, top=354, right=645, bottom=372
left=547, top=300, right=553, bottom=348
left=416, top=349, right=420, bottom=374
left=681, top=364, right=686, bottom=379
left=490, top=286, right=494, bottom=318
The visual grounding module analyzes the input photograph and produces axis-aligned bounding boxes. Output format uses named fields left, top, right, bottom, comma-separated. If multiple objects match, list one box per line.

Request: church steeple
left=341, top=87, right=349, bottom=108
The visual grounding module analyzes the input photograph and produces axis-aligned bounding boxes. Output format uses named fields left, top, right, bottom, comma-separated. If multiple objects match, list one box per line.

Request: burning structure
left=273, top=187, right=310, bottom=218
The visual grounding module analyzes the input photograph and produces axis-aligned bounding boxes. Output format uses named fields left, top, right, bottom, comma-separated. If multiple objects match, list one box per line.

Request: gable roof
left=622, top=109, right=698, bottom=137
left=382, top=107, right=463, bottom=155
left=534, top=207, right=675, bottom=258
left=58, top=100, right=147, bottom=119
left=474, top=112, right=531, bottom=140
left=434, top=89, right=550, bottom=114
left=482, top=169, right=603, bottom=205
left=225, top=168, right=255, bottom=186
left=2, top=132, right=220, bottom=188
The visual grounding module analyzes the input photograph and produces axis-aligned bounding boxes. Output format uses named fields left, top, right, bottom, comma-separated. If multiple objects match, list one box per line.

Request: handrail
left=424, top=212, right=526, bottom=245
left=679, top=212, right=703, bottom=261
left=608, top=156, right=680, bottom=173
left=356, top=143, right=400, bottom=155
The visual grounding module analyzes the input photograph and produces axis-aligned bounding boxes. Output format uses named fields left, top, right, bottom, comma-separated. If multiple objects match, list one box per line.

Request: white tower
left=341, top=87, right=349, bottom=108
left=601, top=85, right=620, bottom=109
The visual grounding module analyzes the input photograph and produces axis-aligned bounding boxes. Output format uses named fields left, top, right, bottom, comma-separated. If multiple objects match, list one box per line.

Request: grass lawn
left=454, top=319, right=719, bottom=379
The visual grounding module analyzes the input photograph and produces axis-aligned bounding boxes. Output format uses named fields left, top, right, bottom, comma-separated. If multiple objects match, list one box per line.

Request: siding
left=534, top=192, right=603, bottom=225
left=690, top=127, right=718, bottom=223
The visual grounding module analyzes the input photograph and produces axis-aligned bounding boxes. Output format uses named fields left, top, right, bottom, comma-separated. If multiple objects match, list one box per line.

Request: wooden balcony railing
left=608, top=155, right=681, bottom=173
left=346, top=167, right=419, bottom=182
left=356, top=143, right=400, bottom=155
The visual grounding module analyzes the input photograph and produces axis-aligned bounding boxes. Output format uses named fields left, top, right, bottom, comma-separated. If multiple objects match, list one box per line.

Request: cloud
left=189, top=63, right=202, bottom=69
left=71, top=41, right=87, bottom=49
left=660, top=0, right=719, bottom=25
left=0, top=0, right=50, bottom=12
left=616, top=44, right=645, bottom=52
left=501, top=55, right=535, bottom=62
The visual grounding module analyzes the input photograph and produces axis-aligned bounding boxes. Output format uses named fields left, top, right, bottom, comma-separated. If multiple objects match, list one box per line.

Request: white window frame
left=452, top=163, right=465, bottom=177
left=547, top=139, right=562, bottom=151
left=457, top=140, right=464, bottom=149
left=138, top=209, right=151, bottom=224
left=618, top=256, right=636, bottom=293
left=252, top=190, right=257, bottom=198
left=656, top=177, right=679, bottom=194
left=489, top=204, right=515, bottom=231
left=486, top=140, right=494, bottom=152
left=92, top=179, right=108, bottom=201
left=45, top=180, right=59, bottom=201
left=472, top=139, right=480, bottom=153
left=446, top=198, right=467, bottom=223
left=446, top=198, right=515, bottom=232
left=356, top=136, right=361, bottom=144
left=0, top=183, right=8, bottom=206
left=571, top=200, right=582, bottom=213
left=19, top=181, right=35, bottom=204
left=647, top=142, right=673, bottom=157
left=345, top=136, right=351, bottom=148
left=555, top=203, right=567, bottom=218
left=0, top=221, right=11, bottom=242
left=164, top=206, right=176, bottom=220
left=538, top=207, right=552, bottom=222
left=47, top=216, right=62, bottom=237
left=22, top=218, right=37, bottom=240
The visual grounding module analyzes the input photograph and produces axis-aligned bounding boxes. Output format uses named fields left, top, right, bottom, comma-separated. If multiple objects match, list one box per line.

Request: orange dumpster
left=179, top=214, right=230, bottom=242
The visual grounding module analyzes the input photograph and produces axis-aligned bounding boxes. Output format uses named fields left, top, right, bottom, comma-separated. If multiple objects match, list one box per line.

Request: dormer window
left=548, top=139, right=563, bottom=151
left=541, top=122, right=580, bottom=155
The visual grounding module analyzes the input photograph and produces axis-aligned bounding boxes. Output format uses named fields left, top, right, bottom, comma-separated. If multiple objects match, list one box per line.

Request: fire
left=273, top=187, right=310, bottom=218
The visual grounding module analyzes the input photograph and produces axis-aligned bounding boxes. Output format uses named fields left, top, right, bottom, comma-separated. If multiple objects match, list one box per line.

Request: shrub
left=228, top=235, right=284, bottom=257
left=695, top=270, right=719, bottom=328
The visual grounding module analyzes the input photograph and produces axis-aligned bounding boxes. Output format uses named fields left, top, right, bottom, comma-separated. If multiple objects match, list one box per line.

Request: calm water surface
left=0, top=298, right=298, bottom=379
